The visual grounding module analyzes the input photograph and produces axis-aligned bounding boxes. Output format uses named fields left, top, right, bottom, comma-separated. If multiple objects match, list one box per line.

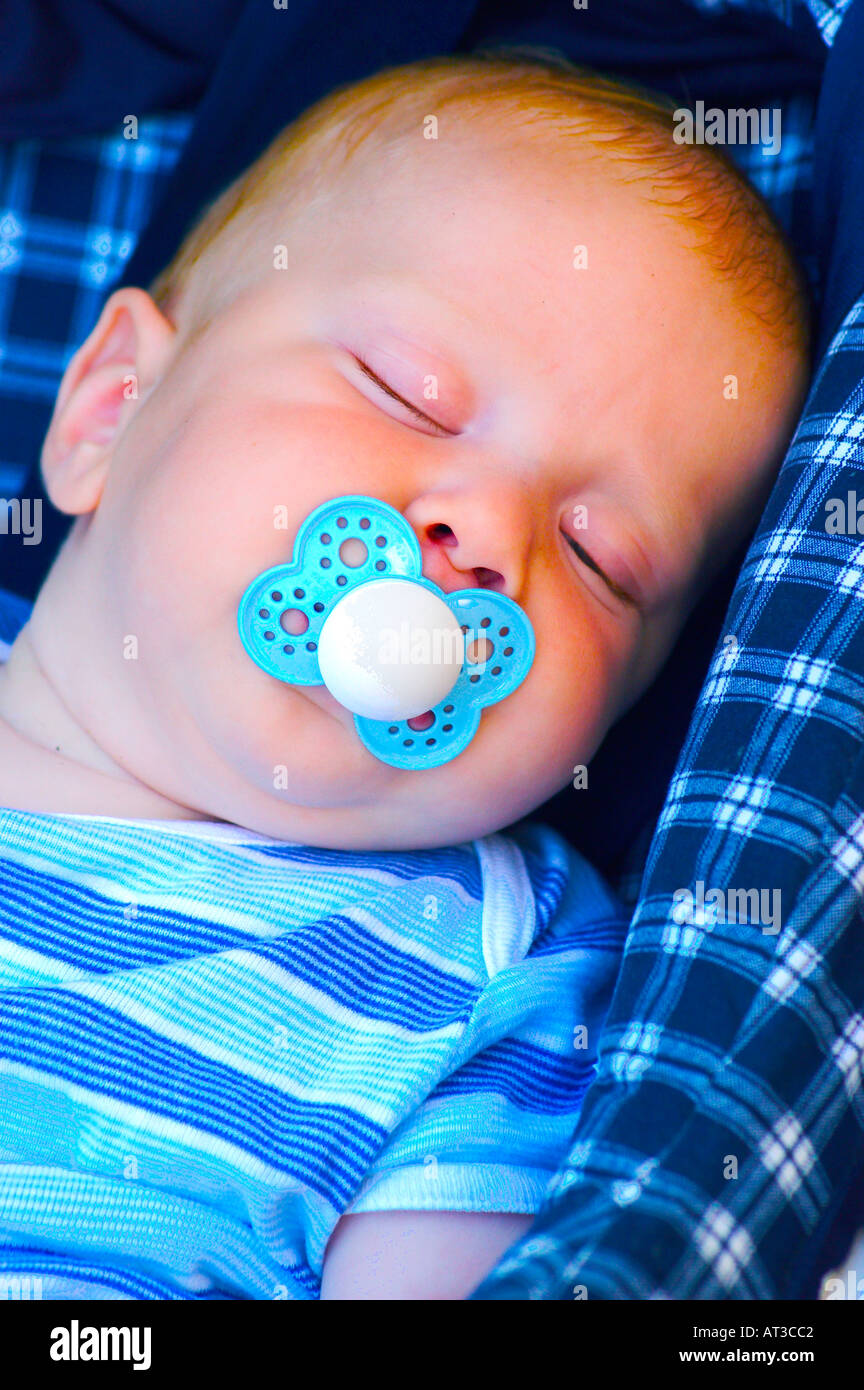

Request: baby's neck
left=0, top=629, right=209, bottom=822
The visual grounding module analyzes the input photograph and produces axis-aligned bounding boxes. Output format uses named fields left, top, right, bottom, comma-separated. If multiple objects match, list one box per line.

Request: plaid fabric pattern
left=685, top=0, right=854, bottom=44
left=725, top=94, right=819, bottom=301
left=473, top=2, right=864, bottom=1301
left=0, top=113, right=192, bottom=501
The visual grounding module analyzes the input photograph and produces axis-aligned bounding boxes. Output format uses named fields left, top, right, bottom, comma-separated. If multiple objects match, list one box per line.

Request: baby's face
left=38, top=124, right=805, bottom=848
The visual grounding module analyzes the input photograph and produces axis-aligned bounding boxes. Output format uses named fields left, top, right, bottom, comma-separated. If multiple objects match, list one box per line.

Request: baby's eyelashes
left=350, top=354, right=454, bottom=436
left=562, top=532, right=638, bottom=610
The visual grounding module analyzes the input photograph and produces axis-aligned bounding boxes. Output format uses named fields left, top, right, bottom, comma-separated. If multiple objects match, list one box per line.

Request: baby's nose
left=423, top=522, right=505, bottom=593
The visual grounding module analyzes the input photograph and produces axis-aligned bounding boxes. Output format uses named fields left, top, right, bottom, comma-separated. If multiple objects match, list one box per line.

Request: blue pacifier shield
left=238, top=494, right=535, bottom=769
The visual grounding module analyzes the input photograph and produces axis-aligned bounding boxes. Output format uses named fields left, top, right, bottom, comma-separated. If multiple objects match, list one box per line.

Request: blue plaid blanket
left=0, top=0, right=862, bottom=1301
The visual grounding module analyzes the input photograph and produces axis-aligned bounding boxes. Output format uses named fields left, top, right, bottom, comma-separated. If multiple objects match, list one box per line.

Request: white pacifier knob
left=317, top=578, right=464, bottom=720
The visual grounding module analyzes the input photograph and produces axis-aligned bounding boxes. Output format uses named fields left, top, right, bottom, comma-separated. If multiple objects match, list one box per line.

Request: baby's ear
left=41, top=287, right=175, bottom=514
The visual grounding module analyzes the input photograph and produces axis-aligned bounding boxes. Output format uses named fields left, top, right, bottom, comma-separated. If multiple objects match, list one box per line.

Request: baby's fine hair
left=150, top=48, right=810, bottom=358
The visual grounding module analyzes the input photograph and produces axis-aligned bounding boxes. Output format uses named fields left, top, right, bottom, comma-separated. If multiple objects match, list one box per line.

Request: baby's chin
left=246, top=682, right=395, bottom=807
left=204, top=682, right=576, bottom=849
left=229, top=781, right=512, bottom=852
left=198, top=712, right=472, bottom=849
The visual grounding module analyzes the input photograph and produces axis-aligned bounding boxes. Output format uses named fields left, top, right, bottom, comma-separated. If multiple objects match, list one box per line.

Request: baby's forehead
left=171, top=75, right=802, bottom=399
left=282, top=119, right=642, bottom=291
left=324, top=100, right=602, bottom=198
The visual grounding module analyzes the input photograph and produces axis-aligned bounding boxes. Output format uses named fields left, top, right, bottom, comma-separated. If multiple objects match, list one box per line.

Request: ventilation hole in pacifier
left=499, top=626, right=509, bottom=636
left=403, top=738, right=414, bottom=747
left=360, top=517, right=371, bottom=530
left=504, top=646, right=514, bottom=656
left=320, top=532, right=331, bottom=544
left=339, top=538, right=367, bottom=567
left=313, top=602, right=325, bottom=613
left=320, top=557, right=332, bottom=569
left=469, top=674, right=481, bottom=683
left=388, top=725, right=398, bottom=735
left=443, top=704, right=454, bottom=713
left=271, top=590, right=283, bottom=602
left=283, top=644, right=295, bottom=654
left=375, top=535, right=386, bottom=548
left=466, top=637, right=494, bottom=664
left=258, top=608, right=270, bottom=619
left=443, top=723, right=453, bottom=732
left=264, top=631, right=275, bottom=641
left=294, top=588, right=305, bottom=599
left=337, top=516, right=348, bottom=528
left=375, top=560, right=386, bottom=571
left=480, top=617, right=491, bottom=628
left=280, top=609, right=309, bottom=636
left=406, top=710, right=435, bottom=732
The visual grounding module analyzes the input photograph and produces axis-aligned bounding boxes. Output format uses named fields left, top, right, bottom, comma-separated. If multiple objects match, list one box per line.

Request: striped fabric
left=0, top=592, right=627, bottom=1300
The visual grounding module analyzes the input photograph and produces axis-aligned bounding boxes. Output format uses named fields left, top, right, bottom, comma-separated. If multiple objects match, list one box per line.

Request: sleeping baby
left=0, top=53, right=809, bottom=1300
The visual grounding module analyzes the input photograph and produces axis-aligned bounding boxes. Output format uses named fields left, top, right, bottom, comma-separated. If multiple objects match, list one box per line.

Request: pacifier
left=238, top=495, right=535, bottom=769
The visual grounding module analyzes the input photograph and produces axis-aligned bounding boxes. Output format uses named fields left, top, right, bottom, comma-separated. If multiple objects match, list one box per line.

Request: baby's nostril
left=427, top=523, right=456, bottom=545
left=473, top=567, right=504, bottom=590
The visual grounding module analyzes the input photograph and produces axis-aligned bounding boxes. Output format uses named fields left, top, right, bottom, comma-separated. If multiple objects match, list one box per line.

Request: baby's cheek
left=540, top=656, right=618, bottom=776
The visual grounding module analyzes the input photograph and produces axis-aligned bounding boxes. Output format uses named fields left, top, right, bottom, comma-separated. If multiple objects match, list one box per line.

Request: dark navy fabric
left=811, top=0, right=864, bottom=357
left=0, top=1, right=247, bottom=139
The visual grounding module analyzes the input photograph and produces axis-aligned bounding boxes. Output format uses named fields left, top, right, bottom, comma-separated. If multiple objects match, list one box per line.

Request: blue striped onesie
left=0, top=589, right=627, bottom=1300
